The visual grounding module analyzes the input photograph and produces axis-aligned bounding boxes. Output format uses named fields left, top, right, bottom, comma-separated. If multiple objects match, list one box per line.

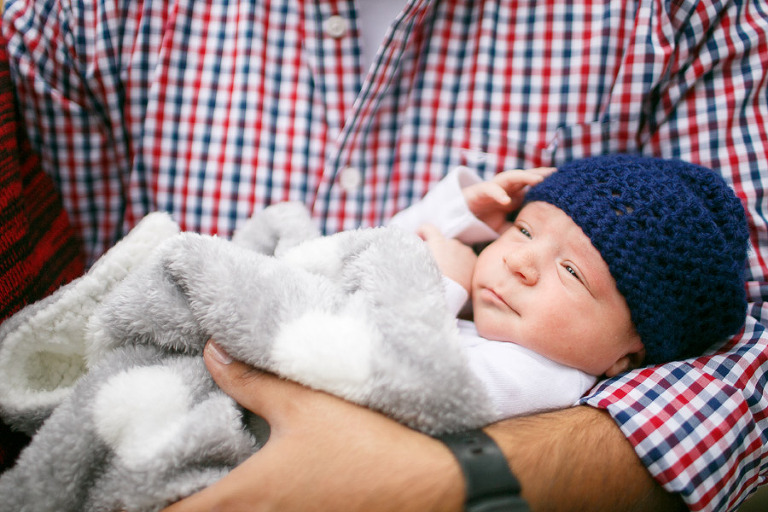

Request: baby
left=392, top=154, right=750, bottom=417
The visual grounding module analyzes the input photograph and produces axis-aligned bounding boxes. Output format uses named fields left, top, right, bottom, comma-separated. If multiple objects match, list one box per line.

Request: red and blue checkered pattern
left=2, top=0, right=767, bottom=510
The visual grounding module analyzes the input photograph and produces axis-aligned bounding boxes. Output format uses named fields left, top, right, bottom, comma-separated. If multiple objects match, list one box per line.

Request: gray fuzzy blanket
left=0, top=203, right=495, bottom=512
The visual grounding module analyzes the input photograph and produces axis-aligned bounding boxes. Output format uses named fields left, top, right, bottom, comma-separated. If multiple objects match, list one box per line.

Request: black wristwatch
left=436, top=429, right=530, bottom=512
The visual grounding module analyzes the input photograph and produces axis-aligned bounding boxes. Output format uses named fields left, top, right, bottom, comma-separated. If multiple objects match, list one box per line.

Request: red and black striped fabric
left=0, top=33, right=84, bottom=472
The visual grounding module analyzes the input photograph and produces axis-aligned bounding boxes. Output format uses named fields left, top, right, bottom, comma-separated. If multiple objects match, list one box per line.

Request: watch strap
left=437, top=429, right=530, bottom=512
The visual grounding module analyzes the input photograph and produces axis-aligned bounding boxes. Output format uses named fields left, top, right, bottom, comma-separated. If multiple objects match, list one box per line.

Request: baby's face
left=471, top=201, right=644, bottom=377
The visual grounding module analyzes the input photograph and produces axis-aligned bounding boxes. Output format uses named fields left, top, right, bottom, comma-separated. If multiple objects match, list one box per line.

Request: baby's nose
left=503, top=250, right=539, bottom=285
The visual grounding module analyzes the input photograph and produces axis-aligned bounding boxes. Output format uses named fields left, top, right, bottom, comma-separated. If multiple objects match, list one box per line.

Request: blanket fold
left=0, top=203, right=495, bottom=512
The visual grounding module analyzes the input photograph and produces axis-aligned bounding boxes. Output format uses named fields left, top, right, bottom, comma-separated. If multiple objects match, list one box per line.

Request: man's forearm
left=486, top=406, right=686, bottom=511
left=166, top=348, right=686, bottom=512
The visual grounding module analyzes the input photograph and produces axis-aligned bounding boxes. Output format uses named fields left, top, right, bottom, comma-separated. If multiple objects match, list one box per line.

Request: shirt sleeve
left=441, top=277, right=469, bottom=317
left=580, top=319, right=768, bottom=511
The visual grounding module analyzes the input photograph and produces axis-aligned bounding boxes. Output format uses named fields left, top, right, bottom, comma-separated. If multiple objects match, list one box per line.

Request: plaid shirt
left=3, top=0, right=767, bottom=509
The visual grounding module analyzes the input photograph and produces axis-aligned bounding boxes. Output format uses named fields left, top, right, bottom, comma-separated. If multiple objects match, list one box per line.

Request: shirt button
left=338, top=166, right=362, bottom=192
left=323, top=15, right=349, bottom=39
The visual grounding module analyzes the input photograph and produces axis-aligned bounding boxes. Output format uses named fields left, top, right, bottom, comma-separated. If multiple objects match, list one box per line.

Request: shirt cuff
left=579, top=352, right=762, bottom=512
left=442, top=276, right=469, bottom=316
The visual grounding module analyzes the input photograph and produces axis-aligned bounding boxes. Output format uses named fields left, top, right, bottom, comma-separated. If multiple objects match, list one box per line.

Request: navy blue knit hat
left=525, top=154, right=749, bottom=365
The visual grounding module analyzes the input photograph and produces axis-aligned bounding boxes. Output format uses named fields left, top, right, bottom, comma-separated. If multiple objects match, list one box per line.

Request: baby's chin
left=472, top=317, right=518, bottom=345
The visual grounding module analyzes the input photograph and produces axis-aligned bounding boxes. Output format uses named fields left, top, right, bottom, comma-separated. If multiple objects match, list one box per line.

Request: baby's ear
left=604, top=347, right=646, bottom=378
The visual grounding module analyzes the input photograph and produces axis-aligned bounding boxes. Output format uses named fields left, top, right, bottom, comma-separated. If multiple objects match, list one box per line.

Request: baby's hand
left=463, top=167, right=555, bottom=232
left=417, top=224, right=476, bottom=293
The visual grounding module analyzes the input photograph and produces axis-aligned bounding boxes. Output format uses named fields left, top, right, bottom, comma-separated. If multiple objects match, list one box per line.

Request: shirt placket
left=307, top=0, right=435, bottom=232
left=302, top=0, right=365, bottom=140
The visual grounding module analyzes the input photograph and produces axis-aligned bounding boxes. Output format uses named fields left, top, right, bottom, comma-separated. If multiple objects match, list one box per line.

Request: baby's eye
left=519, top=226, right=532, bottom=239
left=564, top=264, right=582, bottom=282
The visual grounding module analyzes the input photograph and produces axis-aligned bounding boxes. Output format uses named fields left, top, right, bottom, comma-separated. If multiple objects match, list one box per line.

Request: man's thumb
left=203, top=340, right=309, bottom=423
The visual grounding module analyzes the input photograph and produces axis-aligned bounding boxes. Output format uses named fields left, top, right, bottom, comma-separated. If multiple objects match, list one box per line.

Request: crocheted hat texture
left=525, top=154, right=749, bottom=365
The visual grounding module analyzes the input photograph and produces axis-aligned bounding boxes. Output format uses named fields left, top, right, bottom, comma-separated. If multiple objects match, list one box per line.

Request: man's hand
left=417, top=224, right=477, bottom=292
left=161, top=341, right=464, bottom=512
left=463, top=167, right=555, bottom=232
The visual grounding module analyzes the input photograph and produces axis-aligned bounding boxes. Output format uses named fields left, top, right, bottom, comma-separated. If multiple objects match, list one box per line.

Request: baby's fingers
left=463, top=181, right=513, bottom=211
left=416, top=223, right=445, bottom=241
left=476, top=182, right=513, bottom=206
left=492, top=167, right=555, bottom=192
left=528, top=166, right=557, bottom=179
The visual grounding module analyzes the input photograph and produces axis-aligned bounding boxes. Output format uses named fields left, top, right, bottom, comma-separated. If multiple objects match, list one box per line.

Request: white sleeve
left=442, top=276, right=469, bottom=316
left=388, top=166, right=499, bottom=244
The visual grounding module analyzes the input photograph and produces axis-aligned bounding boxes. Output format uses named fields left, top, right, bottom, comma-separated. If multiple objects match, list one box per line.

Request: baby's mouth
left=481, top=287, right=517, bottom=314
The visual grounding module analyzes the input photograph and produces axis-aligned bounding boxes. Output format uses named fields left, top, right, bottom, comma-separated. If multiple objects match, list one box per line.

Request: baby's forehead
left=517, top=202, right=592, bottom=246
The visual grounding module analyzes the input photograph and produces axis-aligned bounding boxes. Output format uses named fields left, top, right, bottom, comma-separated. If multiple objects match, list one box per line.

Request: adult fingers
left=203, top=340, right=311, bottom=427
left=165, top=341, right=467, bottom=512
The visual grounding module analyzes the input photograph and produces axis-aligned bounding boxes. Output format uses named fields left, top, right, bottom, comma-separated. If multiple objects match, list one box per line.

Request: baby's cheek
left=525, top=314, right=586, bottom=365
left=472, top=308, right=515, bottom=344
